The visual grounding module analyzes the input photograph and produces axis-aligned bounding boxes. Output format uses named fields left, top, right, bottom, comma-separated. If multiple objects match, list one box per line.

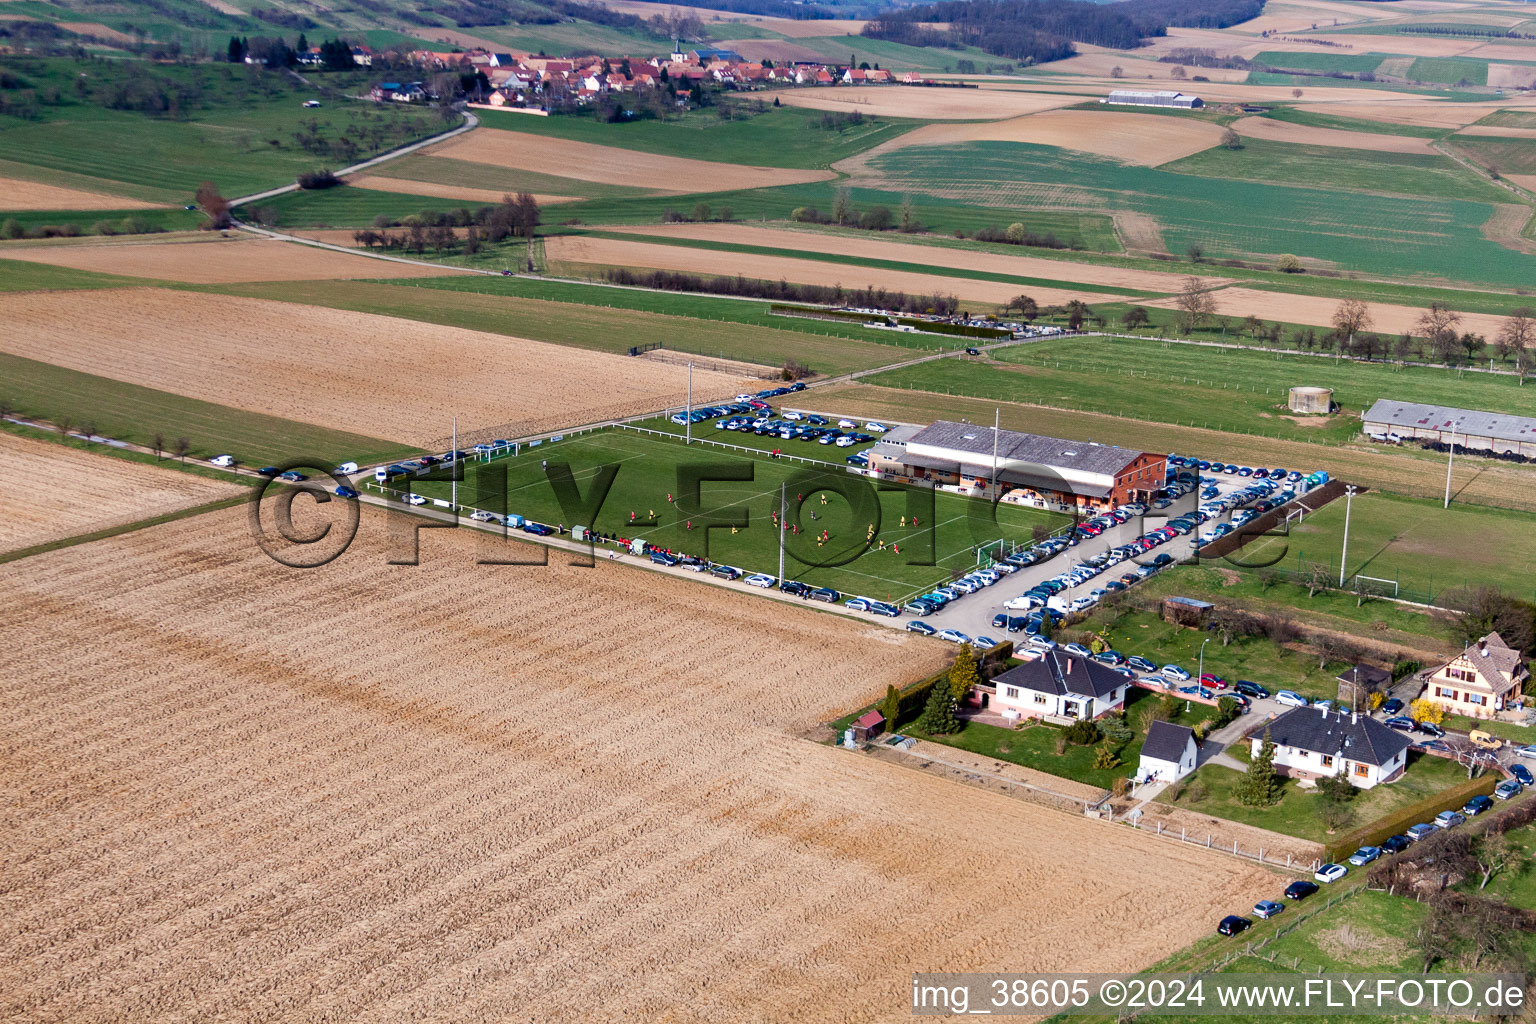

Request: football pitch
left=392, top=428, right=1067, bottom=602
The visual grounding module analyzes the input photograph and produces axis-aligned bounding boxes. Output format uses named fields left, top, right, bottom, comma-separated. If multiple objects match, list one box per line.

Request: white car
left=735, top=394, right=754, bottom=402
left=865, top=421, right=888, bottom=432
left=938, top=629, right=972, bottom=644
left=404, top=494, right=427, bottom=506
left=1162, top=665, right=1191, bottom=681
left=783, top=411, right=803, bottom=421
left=1069, top=597, right=1095, bottom=613
left=1314, top=863, right=1348, bottom=884
left=469, top=510, right=500, bottom=523
left=1004, top=595, right=1043, bottom=611
left=209, top=454, right=236, bottom=468
left=835, top=436, right=856, bottom=447
left=744, top=574, right=776, bottom=588
left=837, top=418, right=856, bottom=429
left=1275, top=690, right=1309, bottom=708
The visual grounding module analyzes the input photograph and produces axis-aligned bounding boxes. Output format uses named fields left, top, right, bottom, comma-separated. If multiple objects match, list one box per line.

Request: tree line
left=601, top=268, right=962, bottom=315
left=862, top=0, right=1264, bottom=64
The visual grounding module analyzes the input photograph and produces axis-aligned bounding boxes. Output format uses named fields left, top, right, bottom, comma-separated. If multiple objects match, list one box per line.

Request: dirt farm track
left=0, top=509, right=1275, bottom=1022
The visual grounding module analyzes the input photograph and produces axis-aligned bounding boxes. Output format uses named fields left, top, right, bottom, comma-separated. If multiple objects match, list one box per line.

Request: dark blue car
left=335, top=485, right=358, bottom=499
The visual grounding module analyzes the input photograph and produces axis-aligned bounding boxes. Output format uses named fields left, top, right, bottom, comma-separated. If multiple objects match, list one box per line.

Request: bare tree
left=0, top=396, right=14, bottom=421
left=173, top=436, right=191, bottom=464
left=152, top=432, right=165, bottom=461
left=195, top=181, right=232, bottom=229
left=1475, top=832, right=1518, bottom=890
left=1220, top=127, right=1242, bottom=150
left=1331, top=298, right=1372, bottom=346
left=1417, top=302, right=1462, bottom=364
left=1497, top=306, right=1534, bottom=380
left=57, top=415, right=72, bottom=440
left=1173, top=276, right=1215, bottom=334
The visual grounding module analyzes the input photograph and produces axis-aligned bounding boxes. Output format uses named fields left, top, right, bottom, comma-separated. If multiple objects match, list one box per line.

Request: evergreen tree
left=879, top=684, right=901, bottom=727
left=948, top=643, right=980, bottom=702
left=227, top=36, right=246, bottom=63
left=296, top=32, right=309, bottom=53
left=917, top=681, right=958, bottom=735
left=1240, top=728, right=1280, bottom=806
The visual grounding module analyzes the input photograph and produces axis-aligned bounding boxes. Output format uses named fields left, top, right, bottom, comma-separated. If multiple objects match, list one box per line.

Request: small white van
left=209, top=454, right=235, bottom=468
left=335, top=461, right=359, bottom=475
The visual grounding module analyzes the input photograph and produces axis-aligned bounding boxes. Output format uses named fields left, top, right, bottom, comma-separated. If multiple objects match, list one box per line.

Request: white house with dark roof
left=990, top=651, right=1129, bottom=722
left=1421, top=632, right=1529, bottom=719
left=865, top=420, right=1166, bottom=511
left=1254, top=705, right=1410, bottom=789
left=1137, top=721, right=1198, bottom=784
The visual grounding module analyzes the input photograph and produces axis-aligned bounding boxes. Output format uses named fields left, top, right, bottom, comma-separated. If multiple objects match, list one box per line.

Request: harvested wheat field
left=1231, top=115, right=1436, bottom=153
left=0, top=177, right=160, bottom=211
left=546, top=234, right=1118, bottom=307
left=0, top=288, right=753, bottom=446
left=1487, top=64, right=1536, bottom=91
left=1455, top=125, right=1536, bottom=140
left=344, top=173, right=575, bottom=206
left=430, top=129, right=832, bottom=193
left=608, top=222, right=1210, bottom=292
left=0, top=235, right=452, bottom=284
left=0, top=432, right=240, bottom=553
left=1144, top=286, right=1512, bottom=341
left=0, top=506, right=1276, bottom=1022
left=774, top=85, right=1082, bottom=121
left=1297, top=100, right=1509, bottom=130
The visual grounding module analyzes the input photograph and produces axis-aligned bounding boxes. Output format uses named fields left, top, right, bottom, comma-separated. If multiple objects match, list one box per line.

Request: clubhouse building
left=864, top=420, right=1166, bottom=511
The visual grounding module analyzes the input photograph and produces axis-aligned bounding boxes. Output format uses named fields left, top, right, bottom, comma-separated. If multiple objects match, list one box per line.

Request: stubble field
left=1230, top=116, right=1436, bottom=154
left=0, top=431, right=241, bottom=552
left=0, top=288, right=753, bottom=445
left=0, top=176, right=160, bottom=211
left=0, top=235, right=454, bottom=284
left=0, top=507, right=1277, bottom=1022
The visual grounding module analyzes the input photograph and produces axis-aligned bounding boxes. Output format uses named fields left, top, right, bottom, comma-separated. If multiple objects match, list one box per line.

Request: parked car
left=1384, top=716, right=1416, bottom=732
left=1127, top=656, right=1157, bottom=674
left=744, top=574, right=776, bottom=588
left=521, top=521, right=553, bottom=536
left=710, top=564, right=742, bottom=580
left=1284, top=880, right=1318, bottom=901
left=1381, top=698, right=1405, bottom=716
left=1405, top=823, right=1440, bottom=842
left=1496, top=779, right=1524, bottom=800
left=335, top=485, right=358, bottom=499
left=1515, top=744, right=1536, bottom=760
left=1275, top=690, right=1309, bottom=708
left=257, top=466, right=280, bottom=477
left=1463, top=795, right=1494, bottom=817
left=869, top=601, right=899, bottom=618
left=1434, top=811, right=1466, bottom=830
left=650, top=551, right=679, bottom=567
left=1347, top=846, right=1381, bottom=867
left=1217, top=915, right=1251, bottom=937
left=906, top=620, right=936, bottom=636
left=938, top=629, right=972, bottom=645
left=404, top=493, right=427, bottom=506
left=1063, top=642, right=1092, bottom=658
left=210, top=454, right=236, bottom=468
left=1162, top=665, right=1191, bottom=681
left=1253, top=900, right=1284, bottom=920
left=1314, top=863, right=1347, bottom=884
left=808, top=587, right=839, bottom=603
left=1380, top=835, right=1411, bottom=854
left=1233, top=680, right=1269, bottom=699
left=469, top=509, right=500, bottom=523
left=1514, top=764, right=1535, bottom=788
left=1416, top=721, right=1446, bottom=739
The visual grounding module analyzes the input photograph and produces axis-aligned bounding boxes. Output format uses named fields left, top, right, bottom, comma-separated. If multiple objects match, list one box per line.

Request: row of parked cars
left=1222, top=775, right=1533, bottom=936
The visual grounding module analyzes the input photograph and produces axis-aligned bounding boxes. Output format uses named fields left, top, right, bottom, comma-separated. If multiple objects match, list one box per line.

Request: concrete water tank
left=1288, top=386, right=1333, bottom=414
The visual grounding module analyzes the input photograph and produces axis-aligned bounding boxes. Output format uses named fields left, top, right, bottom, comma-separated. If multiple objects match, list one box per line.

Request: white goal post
left=1349, top=574, right=1398, bottom=598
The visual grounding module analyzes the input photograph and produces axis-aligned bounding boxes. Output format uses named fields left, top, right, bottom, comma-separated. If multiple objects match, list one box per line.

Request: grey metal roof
left=1362, top=399, right=1536, bottom=445
left=997, top=467, right=1110, bottom=499
left=907, top=420, right=1148, bottom=477
left=1141, top=721, right=1196, bottom=764
left=897, top=451, right=961, bottom=473
left=993, top=652, right=1126, bottom=700
left=882, top=424, right=923, bottom=444
left=1264, top=706, right=1410, bottom=768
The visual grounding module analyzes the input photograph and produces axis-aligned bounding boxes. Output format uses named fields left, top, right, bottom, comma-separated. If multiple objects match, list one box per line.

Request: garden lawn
left=1164, top=748, right=1473, bottom=845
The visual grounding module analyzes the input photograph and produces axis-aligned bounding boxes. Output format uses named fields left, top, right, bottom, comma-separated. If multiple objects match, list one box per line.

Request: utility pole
left=451, top=416, right=458, bottom=510
left=686, top=362, right=693, bottom=446
left=991, top=406, right=1000, bottom=500
left=1338, top=484, right=1357, bottom=587
left=1444, top=433, right=1455, bottom=508
left=777, top=481, right=786, bottom=585
left=1198, top=637, right=1210, bottom=690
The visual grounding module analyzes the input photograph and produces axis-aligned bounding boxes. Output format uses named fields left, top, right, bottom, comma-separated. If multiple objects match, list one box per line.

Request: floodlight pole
left=778, top=481, right=786, bottom=586
left=452, top=416, right=458, bottom=510
left=992, top=407, right=1000, bottom=499
left=1444, top=434, right=1455, bottom=509
left=1198, top=637, right=1210, bottom=688
left=1338, top=484, right=1357, bottom=587
left=686, top=362, right=693, bottom=446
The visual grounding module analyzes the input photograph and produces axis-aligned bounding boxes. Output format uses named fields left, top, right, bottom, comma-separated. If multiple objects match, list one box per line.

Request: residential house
left=369, top=81, right=426, bottom=103
left=350, top=45, right=373, bottom=66
left=866, top=68, right=892, bottom=83
left=1137, top=721, right=1198, bottom=784
left=842, top=68, right=867, bottom=84
left=1254, top=705, right=1410, bottom=789
left=1422, top=632, right=1529, bottom=719
left=990, top=651, right=1129, bottom=722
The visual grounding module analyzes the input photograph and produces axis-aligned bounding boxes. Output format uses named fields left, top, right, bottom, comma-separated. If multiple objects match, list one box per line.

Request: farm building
left=1361, top=399, right=1536, bottom=457
left=1137, top=721, right=1199, bottom=784
left=991, top=652, right=1129, bottom=722
left=865, top=420, right=1166, bottom=511
left=1420, top=632, right=1529, bottom=720
left=1254, top=705, right=1409, bottom=789
left=1102, top=89, right=1203, bottom=108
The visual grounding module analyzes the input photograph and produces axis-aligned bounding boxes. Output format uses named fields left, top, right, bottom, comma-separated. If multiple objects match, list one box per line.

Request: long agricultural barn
left=1101, top=89, right=1203, bottom=109
left=1361, top=399, right=1536, bottom=456
left=865, top=420, right=1166, bottom=511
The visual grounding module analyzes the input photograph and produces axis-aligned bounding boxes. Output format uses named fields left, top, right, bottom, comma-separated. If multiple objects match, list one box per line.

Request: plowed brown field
left=1143, top=285, right=1513, bottom=339
left=0, top=235, right=451, bottom=283
left=0, top=507, right=1276, bottom=1021
left=0, top=288, right=753, bottom=445
left=0, top=432, right=240, bottom=552
left=773, top=86, right=1082, bottom=120
left=546, top=234, right=1119, bottom=306
left=345, top=173, right=575, bottom=206
left=431, top=129, right=833, bottom=193
left=608, top=222, right=1208, bottom=292
left=0, top=177, right=159, bottom=211
left=1231, top=116, right=1436, bottom=153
